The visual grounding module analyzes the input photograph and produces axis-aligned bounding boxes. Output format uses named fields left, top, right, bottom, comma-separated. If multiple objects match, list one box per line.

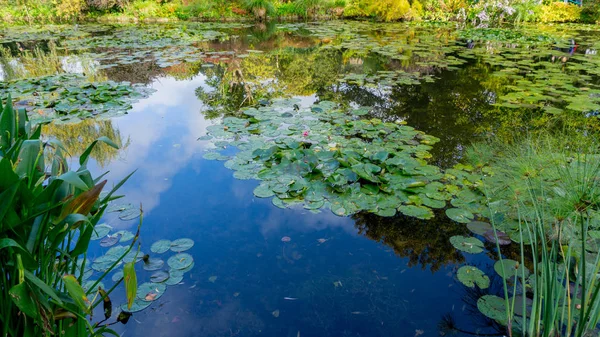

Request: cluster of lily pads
left=201, top=98, right=463, bottom=218
left=85, top=217, right=195, bottom=313
left=0, top=74, right=155, bottom=123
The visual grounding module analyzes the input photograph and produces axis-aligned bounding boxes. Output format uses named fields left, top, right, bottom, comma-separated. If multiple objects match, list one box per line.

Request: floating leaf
left=167, top=253, right=194, bottom=270
left=150, top=271, right=170, bottom=283
left=150, top=240, right=172, bottom=254
left=445, top=208, right=474, bottom=223
left=494, top=259, right=529, bottom=279
left=143, top=258, right=164, bottom=271
left=398, top=205, right=434, bottom=219
left=99, top=234, right=120, bottom=247
left=457, top=266, right=490, bottom=289
left=170, top=238, right=194, bottom=252
left=165, top=270, right=184, bottom=286
left=484, top=230, right=512, bottom=245
left=208, top=276, right=218, bottom=283
left=449, top=235, right=485, bottom=254
left=477, top=295, right=507, bottom=323
left=119, top=207, right=141, bottom=221
left=467, top=221, right=493, bottom=236
left=90, top=224, right=111, bottom=240
left=137, top=283, right=166, bottom=301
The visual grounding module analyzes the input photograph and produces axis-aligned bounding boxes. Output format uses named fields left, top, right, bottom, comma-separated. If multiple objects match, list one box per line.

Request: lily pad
left=100, top=234, right=121, bottom=247
left=170, top=238, right=194, bottom=252
left=90, top=224, right=112, bottom=241
left=165, top=270, right=184, bottom=285
left=137, top=282, right=167, bottom=301
left=494, top=259, right=529, bottom=279
left=484, top=230, right=512, bottom=245
left=445, top=208, right=474, bottom=223
left=150, top=240, right=172, bottom=254
left=449, top=235, right=485, bottom=254
left=467, top=221, right=493, bottom=236
left=150, top=270, right=170, bottom=283
left=168, top=253, right=194, bottom=270
left=457, top=265, right=490, bottom=289
left=143, top=258, right=164, bottom=271
left=477, top=295, right=507, bottom=323
left=121, top=298, right=152, bottom=313
left=119, top=207, right=141, bottom=221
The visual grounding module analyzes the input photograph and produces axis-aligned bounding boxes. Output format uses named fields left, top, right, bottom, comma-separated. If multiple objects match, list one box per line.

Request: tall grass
left=469, top=134, right=600, bottom=336
left=0, top=95, right=138, bottom=337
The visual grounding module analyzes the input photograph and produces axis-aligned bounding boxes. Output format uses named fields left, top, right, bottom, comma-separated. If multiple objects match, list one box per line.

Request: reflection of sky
left=81, top=74, right=493, bottom=337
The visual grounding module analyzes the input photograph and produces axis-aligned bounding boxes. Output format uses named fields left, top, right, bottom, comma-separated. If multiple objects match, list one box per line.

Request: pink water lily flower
left=302, top=131, right=309, bottom=137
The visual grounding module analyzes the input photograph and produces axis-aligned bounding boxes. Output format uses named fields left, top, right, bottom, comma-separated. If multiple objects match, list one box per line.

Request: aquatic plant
left=202, top=98, right=453, bottom=218
left=0, top=73, right=155, bottom=124
left=448, top=135, right=600, bottom=336
left=0, top=95, right=138, bottom=336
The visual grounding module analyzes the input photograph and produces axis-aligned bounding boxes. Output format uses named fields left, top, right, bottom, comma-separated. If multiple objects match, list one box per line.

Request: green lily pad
left=398, top=205, right=434, bottom=219
left=150, top=240, right=172, bottom=254
left=477, top=295, right=507, bottom=323
left=494, top=259, right=529, bottom=279
left=446, top=208, right=474, bottom=223
left=253, top=184, right=274, bottom=198
left=121, top=298, right=152, bottom=313
left=114, top=230, right=135, bottom=242
left=112, top=270, right=124, bottom=282
left=137, top=282, right=167, bottom=301
left=165, top=270, right=184, bottom=286
left=168, top=253, right=194, bottom=270
left=170, top=238, right=194, bottom=252
left=150, top=270, right=170, bottom=283
left=449, top=235, right=485, bottom=254
left=467, top=221, right=493, bottom=235
left=90, top=224, right=112, bottom=241
left=457, top=265, right=490, bottom=289
left=143, top=258, right=164, bottom=271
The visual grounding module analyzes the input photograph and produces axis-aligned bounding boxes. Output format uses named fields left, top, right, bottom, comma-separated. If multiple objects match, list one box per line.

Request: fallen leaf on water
left=233, top=292, right=240, bottom=297
left=208, top=276, right=217, bottom=283
left=333, top=281, right=343, bottom=288
left=145, top=292, right=157, bottom=301
left=415, top=329, right=424, bottom=337
left=283, top=297, right=298, bottom=300
left=171, top=316, right=180, bottom=323
left=272, top=310, right=280, bottom=318
left=351, top=311, right=363, bottom=315
left=317, top=238, right=328, bottom=244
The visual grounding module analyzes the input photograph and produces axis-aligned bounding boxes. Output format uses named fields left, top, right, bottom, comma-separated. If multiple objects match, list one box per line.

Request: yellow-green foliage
left=540, top=2, right=581, bottom=22
left=344, top=0, right=422, bottom=20
left=54, top=0, right=86, bottom=20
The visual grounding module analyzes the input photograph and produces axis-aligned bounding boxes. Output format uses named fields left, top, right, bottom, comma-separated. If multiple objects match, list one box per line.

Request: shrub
left=275, top=1, right=303, bottom=16
left=581, top=0, right=600, bottom=23
left=243, top=0, right=275, bottom=20
left=540, top=2, right=581, bottom=22
left=54, top=0, right=86, bottom=21
left=368, top=0, right=411, bottom=21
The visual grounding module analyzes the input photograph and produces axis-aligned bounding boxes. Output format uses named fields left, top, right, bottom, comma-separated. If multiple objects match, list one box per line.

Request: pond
left=2, top=21, right=600, bottom=337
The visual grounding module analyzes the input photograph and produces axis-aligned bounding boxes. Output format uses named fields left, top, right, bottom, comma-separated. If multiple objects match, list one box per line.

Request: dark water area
left=3, top=21, right=600, bottom=337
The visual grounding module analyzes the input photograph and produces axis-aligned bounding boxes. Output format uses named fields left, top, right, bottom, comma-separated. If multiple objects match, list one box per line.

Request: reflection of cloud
left=89, top=75, right=215, bottom=219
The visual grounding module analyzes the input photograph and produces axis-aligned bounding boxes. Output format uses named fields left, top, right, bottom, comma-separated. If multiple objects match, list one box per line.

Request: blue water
left=81, top=75, right=499, bottom=337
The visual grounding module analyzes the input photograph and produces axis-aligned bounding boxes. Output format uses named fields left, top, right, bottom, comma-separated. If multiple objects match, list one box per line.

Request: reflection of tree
left=102, top=60, right=165, bottom=84
left=43, top=119, right=128, bottom=167
left=352, top=209, right=469, bottom=272
left=164, top=61, right=203, bottom=81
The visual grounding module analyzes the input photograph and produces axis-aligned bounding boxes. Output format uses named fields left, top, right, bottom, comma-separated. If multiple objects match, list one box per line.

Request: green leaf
left=449, top=235, right=485, bottom=254
left=445, top=208, right=474, bottom=223
left=150, top=240, right=172, bottom=254
left=9, top=283, right=39, bottom=320
left=62, top=274, right=91, bottom=314
left=123, top=261, right=137, bottom=310
left=457, top=266, right=490, bottom=289
left=494, top=259, right=529, bottom=279
left=398, top=205, right=434, bottom=219
left=24, top=271, right=63, bottom=305
left=477, top=295, right=507, bottom=324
